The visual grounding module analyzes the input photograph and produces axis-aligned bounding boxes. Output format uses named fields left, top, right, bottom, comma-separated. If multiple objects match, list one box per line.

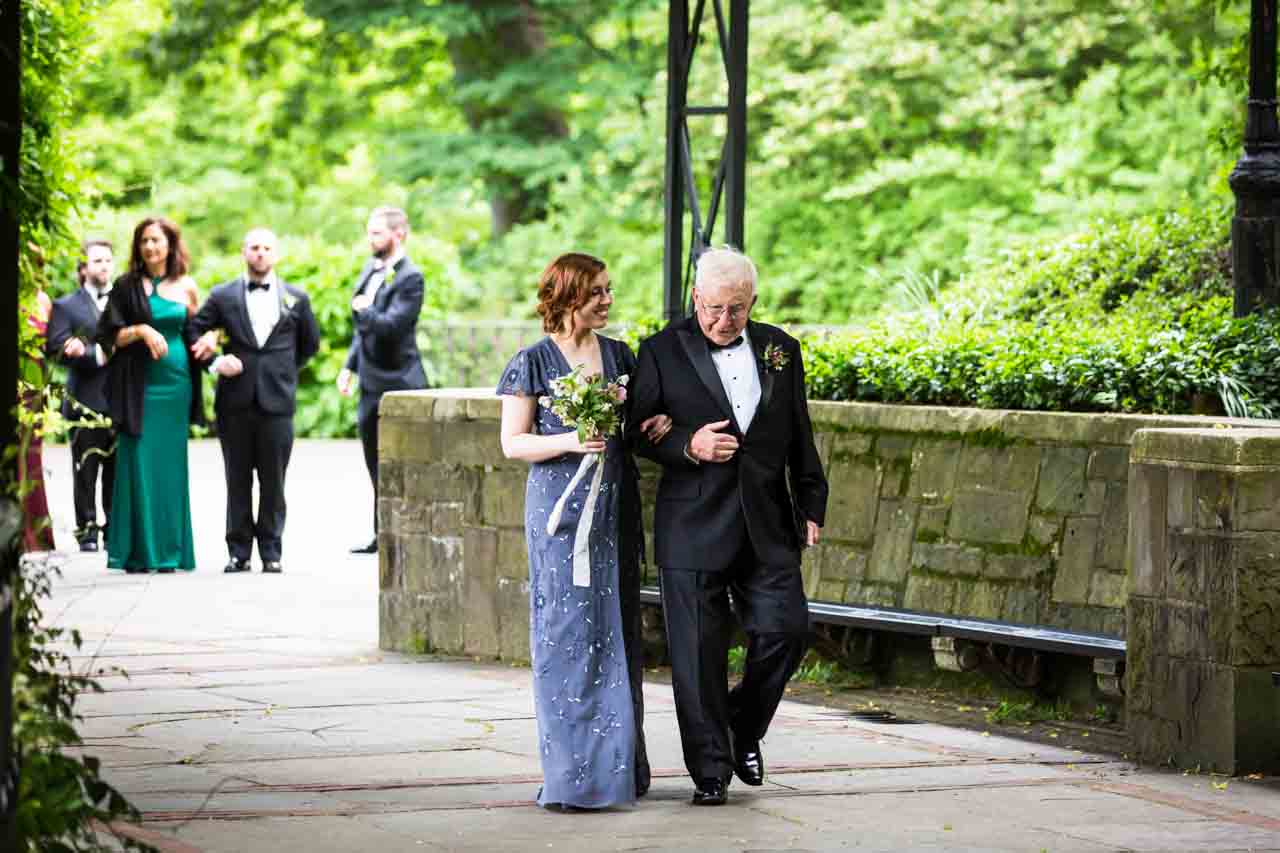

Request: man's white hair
left=695, top=245, right=757, bottom=295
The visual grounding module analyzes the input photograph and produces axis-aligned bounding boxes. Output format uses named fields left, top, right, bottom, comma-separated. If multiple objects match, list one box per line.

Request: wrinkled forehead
left=696, top=278, right=754, bottom=303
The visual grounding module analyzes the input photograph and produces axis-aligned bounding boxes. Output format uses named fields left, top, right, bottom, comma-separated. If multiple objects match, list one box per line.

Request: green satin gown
left=107, top=292, right=196, bottom=571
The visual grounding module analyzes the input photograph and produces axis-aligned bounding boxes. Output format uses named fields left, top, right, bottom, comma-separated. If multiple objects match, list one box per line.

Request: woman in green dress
left=97, top=216, right=206, bottom=573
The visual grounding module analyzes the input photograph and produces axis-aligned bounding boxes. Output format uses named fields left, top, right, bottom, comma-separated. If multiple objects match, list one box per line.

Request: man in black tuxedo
left=47, top=239, right=117, bottom=552
left=336, top=206, right=428, bottom=554
left=628, top=246, right=828, bottom=806
left=190, top=228, right=320, bottom=574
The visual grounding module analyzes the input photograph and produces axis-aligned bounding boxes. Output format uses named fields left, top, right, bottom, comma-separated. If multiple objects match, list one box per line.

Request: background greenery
left=58, top=0, right=1266, bottom=436
left=12, top=2, right=157, bottom=849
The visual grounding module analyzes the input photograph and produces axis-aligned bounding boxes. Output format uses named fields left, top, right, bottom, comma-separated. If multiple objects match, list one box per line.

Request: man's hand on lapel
left=689, top=419, right=739, bottom=463
left=351, top=293, right=374, bottom=313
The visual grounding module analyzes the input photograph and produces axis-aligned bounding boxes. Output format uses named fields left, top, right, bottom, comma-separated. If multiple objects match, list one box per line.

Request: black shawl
left=95, top=273, right=206, bottom=437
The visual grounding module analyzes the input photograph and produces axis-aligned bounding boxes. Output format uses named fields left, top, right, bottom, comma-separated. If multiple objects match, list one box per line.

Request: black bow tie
left=247, top=280, right=270, bottom=292
left=707, top=335, right=744, bottom=351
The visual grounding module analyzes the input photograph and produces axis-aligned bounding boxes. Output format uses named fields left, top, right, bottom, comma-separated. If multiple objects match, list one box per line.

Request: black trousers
left=217, top=403, right=294, bottom=562
left=357, top=391, right=381, bottom=533
left=660, top=538, right=810, bottom=784
left=69, top=424, right=114, bottom=540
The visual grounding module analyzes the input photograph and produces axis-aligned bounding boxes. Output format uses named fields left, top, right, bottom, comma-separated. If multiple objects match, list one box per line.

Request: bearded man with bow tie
left=335, top=206, right=429, bottom=555
left=190, top=228, right=320, bottom=574
left=626, top=246, right=829, bottom=806
left=47, top=239, right=118, bottom=551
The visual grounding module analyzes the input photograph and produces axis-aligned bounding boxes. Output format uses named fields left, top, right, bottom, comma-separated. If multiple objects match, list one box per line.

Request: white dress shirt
left=84, top=283, right=110, bottom=366
left=245, top=271, right=282, bottom=348
left=363, top=249, right=404, bottom=305
left=209, top=271, right=281, bottom=376
left=710, top=327, right=762, bottom=432
left=84, top=282, right=111, bottom=313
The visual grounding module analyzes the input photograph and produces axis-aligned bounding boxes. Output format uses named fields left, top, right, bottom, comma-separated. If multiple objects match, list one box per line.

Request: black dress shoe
left=691, top=778, right=728, bottom=806
left=733, top=741, right=765, bottom=787
left=79, top=539, right=99, bottom=553
left=349, top=538, right=378, bottom=555
left=224, top=558, right=251, bottom=574
left=262, top=561, right=282, bottom=574
left=156, top=567, right=175, bottom=574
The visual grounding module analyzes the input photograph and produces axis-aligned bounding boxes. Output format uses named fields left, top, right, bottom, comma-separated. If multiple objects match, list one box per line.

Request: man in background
left=47, top=239, right=116, bottom=552
left=336, top=206, right=428, bottom=555
left=191, top=228, right=320, bottom=573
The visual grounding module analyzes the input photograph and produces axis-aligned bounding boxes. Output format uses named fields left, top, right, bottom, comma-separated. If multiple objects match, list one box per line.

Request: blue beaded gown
left=497, top=335, right=649, bottom=809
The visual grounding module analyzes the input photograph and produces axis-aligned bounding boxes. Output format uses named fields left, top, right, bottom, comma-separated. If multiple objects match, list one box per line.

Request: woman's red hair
left=536, top=253, right=606, bottom=334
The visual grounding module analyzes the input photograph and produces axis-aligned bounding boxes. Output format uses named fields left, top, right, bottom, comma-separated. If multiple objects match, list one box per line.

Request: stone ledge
left=380, top=388, right=501, bottom=422
left=811, top=400, right=1275, bottom=447
left=1132, top=427, right=1280, bottom=469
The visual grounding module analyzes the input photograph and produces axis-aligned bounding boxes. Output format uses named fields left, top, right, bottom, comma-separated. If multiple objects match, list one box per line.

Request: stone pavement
left=33, top=440, right=1280, bottom=852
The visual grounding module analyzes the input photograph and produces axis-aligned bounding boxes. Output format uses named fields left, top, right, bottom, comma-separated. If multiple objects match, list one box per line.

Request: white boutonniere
left=282, top=291, right=297, bottom=312
left=762, top=341, right=789, bottom=372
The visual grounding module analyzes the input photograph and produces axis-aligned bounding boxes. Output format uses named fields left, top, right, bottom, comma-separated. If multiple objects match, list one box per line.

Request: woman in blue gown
left=497, top=253, right=671, bottom=809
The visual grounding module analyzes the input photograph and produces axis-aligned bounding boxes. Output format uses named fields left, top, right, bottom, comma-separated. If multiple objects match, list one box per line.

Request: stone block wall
left=785, top=403, right=1263, bottom=639
left=378, top=389, right=1267, bottom=661
left=1126, top=428, right=1280, bottom=774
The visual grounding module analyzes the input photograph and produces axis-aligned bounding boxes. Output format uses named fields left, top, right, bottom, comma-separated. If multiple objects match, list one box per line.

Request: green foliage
left=9, top=3, right=155, bottom=848
left=13, top=557, right=155, bottom=853
left=65, top=0, right=1258, bottom=427
left=804, top=205, right=1280, bottom=418
left=985, top=698, right=1072, bottom=726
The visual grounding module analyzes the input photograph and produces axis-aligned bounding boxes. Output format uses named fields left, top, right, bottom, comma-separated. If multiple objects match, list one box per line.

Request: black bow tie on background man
left=247, top=279, right=270, bottom=292
left=707, top=335, right=744, bottom=351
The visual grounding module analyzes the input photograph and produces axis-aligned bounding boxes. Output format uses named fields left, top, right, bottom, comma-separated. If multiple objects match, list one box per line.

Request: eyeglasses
left=698, top=303, right=748, bottom=320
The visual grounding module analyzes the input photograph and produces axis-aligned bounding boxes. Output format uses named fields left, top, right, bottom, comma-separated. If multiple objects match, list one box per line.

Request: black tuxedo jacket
left=628, top=317, right=828, bottom=572
left=343, top=256, right=428, bottom=396
left=190, top=276, right=321, bottom=415
left=47, top=287, right=110, bottom=419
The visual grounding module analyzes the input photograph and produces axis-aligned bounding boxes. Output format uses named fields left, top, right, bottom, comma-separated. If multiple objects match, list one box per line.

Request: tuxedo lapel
left=354, top=260, right=377, bottom=296
left=260, top=281, right=289, bottom=347
left=76, top=287, right=101, bottom=324
left=676, top=320, right=738, bottom=430
left=748, top=321, right=775, bottom=418
left=373, top=259, right=402, bottom=308
left=232, top=276, right=257, bottom=349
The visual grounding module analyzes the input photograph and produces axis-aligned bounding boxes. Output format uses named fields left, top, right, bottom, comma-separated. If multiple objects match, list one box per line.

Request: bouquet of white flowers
left=540, top=366, right=629, bottom=588
left=539, top=365, right=628, bottom=443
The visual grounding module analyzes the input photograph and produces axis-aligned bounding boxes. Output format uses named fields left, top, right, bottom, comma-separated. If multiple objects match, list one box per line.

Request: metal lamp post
left=663, top=0, right=749, bottom=322
left=1230, top=0, right=1280, bottom=316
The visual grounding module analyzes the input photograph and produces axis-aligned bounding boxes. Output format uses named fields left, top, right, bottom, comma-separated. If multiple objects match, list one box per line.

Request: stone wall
left=1126, top=428, right=1280, bottom=773
left=377, top=388, right=1267, bottom=661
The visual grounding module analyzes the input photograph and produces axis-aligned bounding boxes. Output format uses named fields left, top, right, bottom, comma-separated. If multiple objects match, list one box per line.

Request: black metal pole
left=663, top=0, right=689, bottom=323
left=724, top=0, right=748, bottom=251
left=0, top=0, right=21, bottom=846
left=1230, top=0, right=1280, bottom=316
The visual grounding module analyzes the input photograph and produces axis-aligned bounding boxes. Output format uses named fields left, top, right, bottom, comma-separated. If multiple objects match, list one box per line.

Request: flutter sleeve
left=495, top=346, right=548, bottom=398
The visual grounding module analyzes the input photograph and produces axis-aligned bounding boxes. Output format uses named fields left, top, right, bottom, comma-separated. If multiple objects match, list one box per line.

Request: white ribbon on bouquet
left=545, top=451, right=605, bottom=587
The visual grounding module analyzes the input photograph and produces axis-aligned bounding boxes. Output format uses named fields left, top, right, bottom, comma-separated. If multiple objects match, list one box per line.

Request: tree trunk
left=446, top=0, right=569, bottom=236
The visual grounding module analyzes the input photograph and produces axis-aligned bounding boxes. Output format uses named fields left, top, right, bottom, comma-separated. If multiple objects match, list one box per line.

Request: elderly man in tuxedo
left=627, top=246, right=829, bottom=806
left=47, top=239, right=117, bottom=551
left=336, top=206, right=429, bottom=555
left=191, top=228, right=320, bottom=573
